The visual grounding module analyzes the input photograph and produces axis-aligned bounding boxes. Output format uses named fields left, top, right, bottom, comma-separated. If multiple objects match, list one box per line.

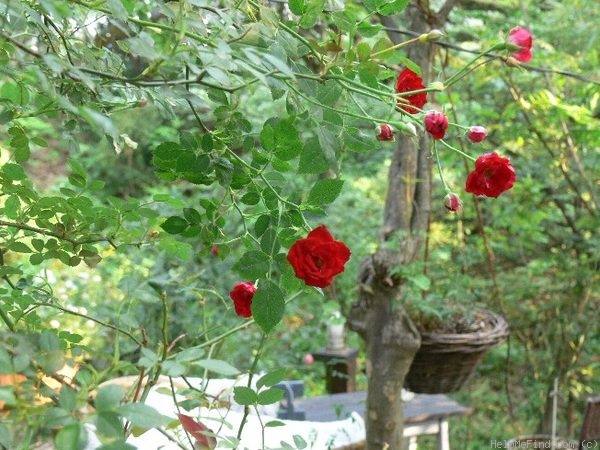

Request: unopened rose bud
left=419, top=29, right=444, bottom=43
left=428, top=81, right=445, bottom=92
left=211, top=245, right=219, bottom=256
left=138, top=98, right=148, bottom=108
left=424, top=110, right=449, bottom=140
left=466, top=126, right=488, bottom=143
left=303, top=354, right=314, bottom=365
left=444, top=193, right=462, bottom=212
left=376, top=124, right=395, bottom=141
left=401, top=122, right=418, bottom=137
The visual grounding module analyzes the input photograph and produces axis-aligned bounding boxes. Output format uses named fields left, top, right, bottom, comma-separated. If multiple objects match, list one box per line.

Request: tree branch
left=0, top=219, right=118, bottom=247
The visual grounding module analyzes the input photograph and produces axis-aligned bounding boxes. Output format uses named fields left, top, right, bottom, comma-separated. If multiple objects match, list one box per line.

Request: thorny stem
left=236, top=333, right=267, bottom=443
left=18, top=302, right=142, bottom=345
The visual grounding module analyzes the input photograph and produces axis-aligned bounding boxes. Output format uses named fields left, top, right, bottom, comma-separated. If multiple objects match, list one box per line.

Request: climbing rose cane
left=424, top=111, right=449, bottom=140
left=465, top=152, right=516, bottom=198
left=444, top=193, right=462, bottom=212
left=229, top=281, right=256, bottom=318
left=466, top=126, right=488, bottom=143
left=508, top=26, right=533, bottom=63
left=287, top=225, right=351, bottom=288
left=395, top=68, right=427, bottom=114
left=376, top=124, right=395, bottom=141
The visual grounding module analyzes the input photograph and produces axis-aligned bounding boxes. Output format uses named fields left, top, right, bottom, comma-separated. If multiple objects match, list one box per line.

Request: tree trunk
left=348, top=2, right=456, bottom=449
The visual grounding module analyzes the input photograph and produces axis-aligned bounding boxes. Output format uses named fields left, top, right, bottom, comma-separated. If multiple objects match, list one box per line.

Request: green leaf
left=306, top=179, right=344, bottom=206
left=3, top=195, right=20, bottom=219
left=233, top=387, right=257, bottom=405
left=257, top=368, right=288, bottom=389
left=0, top=388, right=16, bottom=407
left=8, top=242, right=32, bottom=253
left=194, top=359, right=240, bottom=376
left=39, top=349, right=65, bottom=375
left=254, top=215, right=271, bottom=237
left=160, top=216, right=189, bottom=234
left=343, top=127, right=377, bottom=152
left=265, top=420, right=286, bottom=427
left=95, top=411, right=125, bottom=441
left=59, top=386, right=77, bottom=412
left=408, top=274, right=431, bottom=291
left=183, top=208, right=202, bottom=225
left=294, top=435, right=308, bottom=450
left=9, top=126, right=30, bottom=163
left=2, top=163, right=26, bottom=180
left=378, top=0, right=409, bottom=15
left=257, top=388, right=285, bottom=405
left=298, top=138, right=329, bottom=174
left=288, top=0, right=304, bottom=15
left=55, top=424, right=83, bottom=450
left=251, top=280, right=285, bottom=334
left=117, top=403, right=172, bottom=430
left=233, top=251, right=270, bottom=279
left=96, top=385, right=126, bottom=411
left=300, top=0, right=325, bottom=28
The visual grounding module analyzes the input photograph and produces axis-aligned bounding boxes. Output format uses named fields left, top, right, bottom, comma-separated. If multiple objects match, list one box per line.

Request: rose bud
left=303, top=354, right=314, bottom=365
left=376, top=124, right=395, bottom=141
left=507, top=26, right=533, bottom=63
left=138, top=98, right=148, bottom=108
left=424, top=111, right=449, bottom=140
left=444, top=193, right=462, bottom=212
left=229, top=281, right=256, bottom=318
left=211, top=245, right=219, bottom=256
left=466, top=126, right=488, bottom=143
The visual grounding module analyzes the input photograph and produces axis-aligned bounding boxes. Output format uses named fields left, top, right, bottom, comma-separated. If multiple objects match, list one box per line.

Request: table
left=312, top=347, right=359, bottom=393
left=295, top=391, right=472, bottom=450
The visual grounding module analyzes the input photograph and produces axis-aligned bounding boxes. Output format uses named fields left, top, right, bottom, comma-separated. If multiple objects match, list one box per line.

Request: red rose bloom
left=424, top=111, right=449, bottom=140
left=508, top=26, right=533, bottom=63
left=287, top=225, right=351, bottom=288
left=229, top=281, right=256, bottom=318
left=465, top=152, right=516, bottom=198
left=376, top=124, right=394, bottom=141
left=444, top=193, right=462, bottom=212
left=395, top=68, right=427, bottom=114
left=466, top=126, right=488, bottom=143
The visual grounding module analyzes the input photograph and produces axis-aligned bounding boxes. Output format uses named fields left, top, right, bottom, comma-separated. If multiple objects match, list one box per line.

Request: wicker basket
left=405, top=310, right=509, bottom=394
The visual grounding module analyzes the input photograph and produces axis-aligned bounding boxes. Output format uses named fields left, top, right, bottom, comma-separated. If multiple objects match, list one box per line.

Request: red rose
left=287, top=225, right=351, bottom=288
left=424, top=111, right=449, bottom=140
left=229, top=281, right=256, bottom=318
left=211, top=245, right=219, bottom=256
left=508, top=27, right=533, bottom=63
left=465, top=152, right=516, bottom=198
left=395, top=68, right=427, bottom=114
left=466, top=126, right=488, bottom=143
left=376, top=124, right=394, bottom=141
left=444, top=193, right=462, bottom=212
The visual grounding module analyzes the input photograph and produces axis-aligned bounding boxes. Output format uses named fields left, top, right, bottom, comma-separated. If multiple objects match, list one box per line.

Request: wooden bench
left=295, top=391, right=472, bottom=450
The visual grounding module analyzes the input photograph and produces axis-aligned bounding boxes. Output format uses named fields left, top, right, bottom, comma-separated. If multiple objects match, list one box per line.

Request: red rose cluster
left=390, top=28, right=528, bottom=207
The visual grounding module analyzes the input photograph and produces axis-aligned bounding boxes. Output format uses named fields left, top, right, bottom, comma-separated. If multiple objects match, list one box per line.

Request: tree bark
left=348, top=2, right=455, bottom=449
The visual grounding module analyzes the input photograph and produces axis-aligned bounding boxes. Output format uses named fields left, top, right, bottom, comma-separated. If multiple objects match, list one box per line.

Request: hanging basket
left=405, top=309, right=509, bottom=394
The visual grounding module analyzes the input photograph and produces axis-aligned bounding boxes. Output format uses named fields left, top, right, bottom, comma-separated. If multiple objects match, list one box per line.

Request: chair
left=579, top=395, right=600, bottom=450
